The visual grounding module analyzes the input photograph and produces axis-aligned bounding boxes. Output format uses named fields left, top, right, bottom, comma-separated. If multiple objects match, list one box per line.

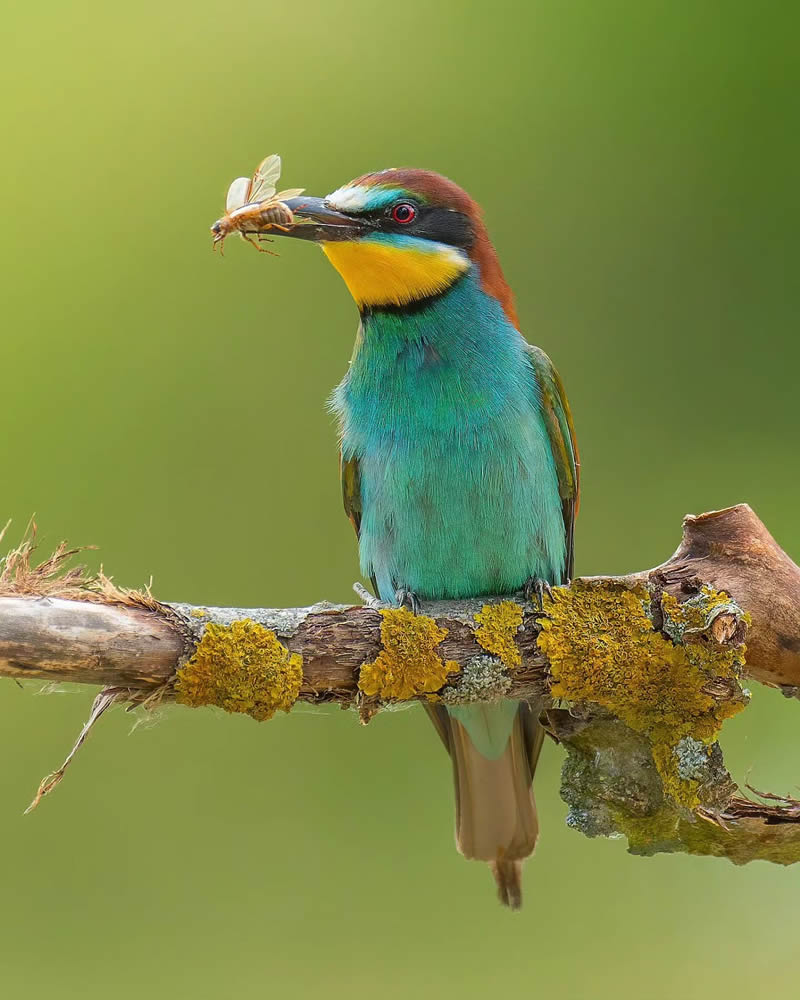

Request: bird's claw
left=395, top=587, right=421, bottom=614
left=524, top=577, right=554, bottom=612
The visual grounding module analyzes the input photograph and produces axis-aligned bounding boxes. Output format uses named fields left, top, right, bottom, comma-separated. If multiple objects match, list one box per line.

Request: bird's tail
left=425, top=699, right=545, bottom=909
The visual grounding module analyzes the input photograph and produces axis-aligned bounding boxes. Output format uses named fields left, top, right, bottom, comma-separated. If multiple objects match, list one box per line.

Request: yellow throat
left=321, top=240, right=469, bottom=308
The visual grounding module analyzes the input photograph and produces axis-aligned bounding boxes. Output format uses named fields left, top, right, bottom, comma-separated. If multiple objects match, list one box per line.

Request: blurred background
left=2, top=1, right=798, bottom=996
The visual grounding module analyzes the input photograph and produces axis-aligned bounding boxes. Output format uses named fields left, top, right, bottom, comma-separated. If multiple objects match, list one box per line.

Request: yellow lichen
left=473, top=600, right=524, bottom=669
left=358, top=608, right=459, bottom=700
left=660, top=587, right=735, bottom=636
left=538, top=582, right=748, bottom=810
left=175, top=619, right=303, bottom=721
left=652, top=744, right=702, bottom=810
left=190, top=607, right=209, bottom=618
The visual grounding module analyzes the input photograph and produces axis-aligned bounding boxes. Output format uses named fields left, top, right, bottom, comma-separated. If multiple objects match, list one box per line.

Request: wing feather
left=341, top=451, right=363, bottom=538
left=341, top=449, right=381, bottom=598
left=525, top=344, right=580, bottom=582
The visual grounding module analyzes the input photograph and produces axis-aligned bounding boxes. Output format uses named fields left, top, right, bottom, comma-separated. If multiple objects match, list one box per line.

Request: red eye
left=391, top=202, right=416, bottom=224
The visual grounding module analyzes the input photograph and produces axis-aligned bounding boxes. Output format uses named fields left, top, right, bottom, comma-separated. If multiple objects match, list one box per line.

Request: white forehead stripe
left=326, top=185, right=371, bottom=212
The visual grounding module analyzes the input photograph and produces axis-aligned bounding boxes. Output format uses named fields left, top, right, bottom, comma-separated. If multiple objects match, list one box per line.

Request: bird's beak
left=276, top=196, right=373, bottom=242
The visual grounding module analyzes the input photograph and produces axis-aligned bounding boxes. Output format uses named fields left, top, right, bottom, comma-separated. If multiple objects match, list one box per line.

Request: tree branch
left=2, top=504, right=799, bottom=865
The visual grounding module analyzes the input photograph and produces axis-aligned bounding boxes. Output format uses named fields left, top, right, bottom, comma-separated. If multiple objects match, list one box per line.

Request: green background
left=2, top=2, right=798, bottom=997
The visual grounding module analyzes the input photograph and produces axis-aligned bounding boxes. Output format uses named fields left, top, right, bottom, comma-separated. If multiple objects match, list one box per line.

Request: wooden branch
left=2, top=503, right=798, bottom=695
left=0, top=595, right=552, bottom=701
left=2, top=504, right=800, bottom=865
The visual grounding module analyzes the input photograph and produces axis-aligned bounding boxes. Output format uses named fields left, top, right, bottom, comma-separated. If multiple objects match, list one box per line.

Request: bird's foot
left=353, top=582, right=382, bottom=609
left=395, top=587, right=421, bottom=615
left=524, top=576, right=554, bottom=612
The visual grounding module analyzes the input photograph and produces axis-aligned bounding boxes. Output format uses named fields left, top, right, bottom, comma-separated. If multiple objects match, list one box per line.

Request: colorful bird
left=272, top=169, right=579, bottom=908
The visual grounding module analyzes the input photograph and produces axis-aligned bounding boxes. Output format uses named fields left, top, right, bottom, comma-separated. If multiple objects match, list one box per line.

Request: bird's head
left=278, top=169, right=518, bottom=325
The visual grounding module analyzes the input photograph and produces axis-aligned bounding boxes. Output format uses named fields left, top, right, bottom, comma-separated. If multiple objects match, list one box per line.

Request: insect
left=211, top=154, right=304, bottom=254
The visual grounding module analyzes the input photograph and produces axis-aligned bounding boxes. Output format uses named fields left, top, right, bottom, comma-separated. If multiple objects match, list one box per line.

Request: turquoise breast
left=331, top=270, right=566, bottom=602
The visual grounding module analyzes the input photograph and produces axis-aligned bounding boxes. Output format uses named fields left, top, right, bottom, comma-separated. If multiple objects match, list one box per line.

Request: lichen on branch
left=357, top=607, right=459, bottom=700
left=538, top=581, right=748, bottom=810
left=473, top=600, right=524, bottom=668
left=174, top=619, right=303, bottom=721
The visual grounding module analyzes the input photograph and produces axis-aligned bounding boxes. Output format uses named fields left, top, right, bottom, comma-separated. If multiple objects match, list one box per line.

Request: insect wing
left=226, top=176, right=252, bottom=213
left=248, top=154, right=282, bottom=204
left=273, top=188, right=305, bottom=202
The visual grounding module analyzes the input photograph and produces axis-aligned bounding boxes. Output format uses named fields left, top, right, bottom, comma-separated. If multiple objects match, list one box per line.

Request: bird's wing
left=340, top=451, right=363, bottom=538
left=525, top=344, right=580, bottom=581
left=341, top=450, right=382, bottom=599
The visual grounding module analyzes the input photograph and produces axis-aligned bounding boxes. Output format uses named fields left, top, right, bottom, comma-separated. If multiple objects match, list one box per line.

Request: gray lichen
left=169, top=601, right=341, bottom=646
left=674, top=736, right=711, bottom=781
left=440, top=655, right=511, bottom=705
left=660, top=590, right=743, bottom=644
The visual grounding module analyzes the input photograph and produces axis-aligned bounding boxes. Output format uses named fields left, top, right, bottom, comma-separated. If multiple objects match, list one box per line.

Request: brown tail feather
left=490, top=857, right=524, bottom=910
left=426, top=701, right=544, bottom=908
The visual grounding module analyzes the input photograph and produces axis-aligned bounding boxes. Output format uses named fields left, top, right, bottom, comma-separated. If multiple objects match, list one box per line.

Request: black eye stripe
left=370, top=204, right=474, bottom=249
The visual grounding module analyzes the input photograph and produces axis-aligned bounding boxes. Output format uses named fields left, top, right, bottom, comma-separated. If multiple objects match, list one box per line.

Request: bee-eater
left=274, top=170, right=579, bottom=908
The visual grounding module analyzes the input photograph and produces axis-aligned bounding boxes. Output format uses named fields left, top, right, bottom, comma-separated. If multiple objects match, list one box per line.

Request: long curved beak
left=276, top=196, right=373, bottom=242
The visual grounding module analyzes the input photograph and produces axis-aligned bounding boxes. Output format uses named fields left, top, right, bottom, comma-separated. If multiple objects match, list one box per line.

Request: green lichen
left=175, top=619, right=303, bottom=721
left=612, top=804, right=683, bottom=852
left=473, top=600, right=524, bottom=669
left=358, top=607, right=459, bottom=700
left=560, top=715, right=667, bottom=840
left=616, top=805, right=800, bottom=866
left=538, top=581, right=748, bottom=811
left=678, top=813, right=800, bottom=866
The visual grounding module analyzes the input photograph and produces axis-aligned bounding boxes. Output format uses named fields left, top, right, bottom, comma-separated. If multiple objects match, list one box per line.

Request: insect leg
left=242, top=231, right=278, bottom=255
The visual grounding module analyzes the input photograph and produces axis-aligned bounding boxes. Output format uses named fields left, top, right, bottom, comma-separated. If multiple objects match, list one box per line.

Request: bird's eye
left=391, top=202, right=417, bottom=225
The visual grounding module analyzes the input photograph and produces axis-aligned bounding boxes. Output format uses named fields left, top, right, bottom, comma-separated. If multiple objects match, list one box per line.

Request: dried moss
left=175, top=619, right=302, bottom=721
left=0, top=520, right=170, bottom=613
left=358, top=608, right=459, bottom=700
left=473, top=600, right=524, bottom=669
left=538, top=581, right=748, bottom=810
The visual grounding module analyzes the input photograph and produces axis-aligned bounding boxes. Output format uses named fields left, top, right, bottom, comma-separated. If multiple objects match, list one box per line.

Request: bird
left=273, top=169, right=579, bottom=908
